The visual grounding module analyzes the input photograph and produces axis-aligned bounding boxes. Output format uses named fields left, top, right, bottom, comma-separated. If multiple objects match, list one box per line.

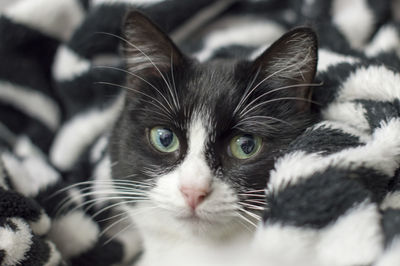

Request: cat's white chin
left=131, top=201, right=247, bottom=239
left=130, top=202, right=255, bottom=266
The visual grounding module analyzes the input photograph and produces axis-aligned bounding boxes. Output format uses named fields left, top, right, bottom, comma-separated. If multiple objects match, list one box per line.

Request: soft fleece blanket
left=1, top=0, right=400, bottom=265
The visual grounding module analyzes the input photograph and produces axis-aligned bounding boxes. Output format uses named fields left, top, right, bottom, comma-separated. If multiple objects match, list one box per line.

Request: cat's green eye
left=149, top=127, right=179, bottom=153
left=229, top=134, right=262, bottom=159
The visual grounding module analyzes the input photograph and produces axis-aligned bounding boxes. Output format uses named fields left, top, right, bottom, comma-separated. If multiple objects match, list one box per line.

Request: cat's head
left=110, top=11, right=317, bottom=237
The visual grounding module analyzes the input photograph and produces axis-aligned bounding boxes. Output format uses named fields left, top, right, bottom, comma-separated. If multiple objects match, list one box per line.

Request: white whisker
left=234, top=115, right=294, bottom=129
left=97, top=32, right=177, bottom=114
left=240, top=96, right=319, bottom=118
left=238, top=202, right=265, bottom=211
left=92, top=198, right=149, bottom=219
left=100, top=215, right=131, bottom=239
left=238, top=193, right=266, bottom=198
left=236, top=211, right=258, bottom=228
left=170, top=49, right=180, bottom=110
left=95, top=65, right=175, bottom=112
left=97, top=210, right=128, bottom=223
left=96, top=81, right=174, bottom=120
left=239, top=207, right=262, bottom=221
left=56, top=195, right=147, bottom=217
left=103, top=223, right=134, bottom=246
left=242, top=189, right=265, bottom=193
left=100, top=205, right=157, bottom=243
left=233, top=67, right=261, bottom=116
left=238, top=83, right=321, bottom=119
left=244, top=199, right=266, bottom=205
left=236, top=218, right=253, bottom=233
left=237, top=54, right=314, bottom=116
left=54, top=184, right=149, bottom=210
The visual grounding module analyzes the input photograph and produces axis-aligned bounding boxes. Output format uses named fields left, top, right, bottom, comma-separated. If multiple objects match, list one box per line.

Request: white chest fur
left=133, top=204, right=255, bottom=266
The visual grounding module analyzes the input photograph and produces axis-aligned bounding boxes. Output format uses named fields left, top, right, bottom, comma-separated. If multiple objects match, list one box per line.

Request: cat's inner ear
left=252, top=28, right=318, bottom=111
left=122, top=11, right=184, bottom=77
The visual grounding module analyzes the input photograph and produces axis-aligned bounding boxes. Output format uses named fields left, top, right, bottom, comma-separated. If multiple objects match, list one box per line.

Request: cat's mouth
left=175, top=210, right=208, bottom=222
left=177, top=214, right=203, bottom=222
left=175, top=212, right=228, bottom=232
left=174, top=207, right=235, bottom=226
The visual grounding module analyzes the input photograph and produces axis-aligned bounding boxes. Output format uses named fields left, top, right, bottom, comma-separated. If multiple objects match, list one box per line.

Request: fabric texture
left=0, top=0, right=400, bottom=265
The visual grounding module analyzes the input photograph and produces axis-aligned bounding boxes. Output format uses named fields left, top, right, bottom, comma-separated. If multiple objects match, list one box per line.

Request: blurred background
left=0, top=0, right=14, bottom=9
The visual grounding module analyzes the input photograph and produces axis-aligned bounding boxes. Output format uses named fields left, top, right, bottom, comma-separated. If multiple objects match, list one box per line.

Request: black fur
left=286, top=125, right=362, bottom=155
left=358, top=99, right=400, bottom=130
left=264, top=167, right=373, bottom=229
left=382, top=208, right=400, bottom=247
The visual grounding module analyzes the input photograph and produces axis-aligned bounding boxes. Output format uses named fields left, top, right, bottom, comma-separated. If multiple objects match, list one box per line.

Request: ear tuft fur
left=122, top=11, right=184, bottom=76
left=253, top=27, right=318, bottom=110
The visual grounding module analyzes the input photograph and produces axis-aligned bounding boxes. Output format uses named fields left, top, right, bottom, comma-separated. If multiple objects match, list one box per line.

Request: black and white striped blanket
left=1, top=0, right=400, bottom=265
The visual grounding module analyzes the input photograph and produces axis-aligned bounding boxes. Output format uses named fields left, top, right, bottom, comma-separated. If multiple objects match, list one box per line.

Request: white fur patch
left=195, top=17, right=285, bottom=62
left=365, top=25, right=400, bottom=57
left=90, top=134, right=109, bottom=163
left=43, top=241, right=62, bottom=266
left=337, top=66, right=400, bottom=102
left=2, top=152, right=60, bottom=197
left=50, top=93, right=124, bottom=171
left=92, top=155, right=115, bottom=209
left=251, top=224, right=320, bottom=266
left=4, top=0, right=85, bottom=41
left=270, top=118, right=400, bottom=190
left=53, top=46, right=91, bottom=81
left=317, top=202, right=382, bottom=265
left=29, top=210, right=51, bottom=236
left=133, top=198, right=254, bottom=266
left=0, top=218, right=32, bottom=266
left=2, top=138, right=60, bottom=197
left=47, top=210, right=99, bottom=258
left=380, top=191, right=400, bottom=210
left=178, top=116, right=212, bottom=189
left=317, top=49, right=359, bottom=72
left=0, top=80, right=60, bottom=131
left=332, top=0, right=374, bottom=49
left=374, top=237, right=400, bottom=266
left=327, top=118, right=400, bottom=177
left=252, top=203, right=381, bottom=266
left=322, top=101, right=370, bottom=133
left=268, top=151, right=324, bottom=191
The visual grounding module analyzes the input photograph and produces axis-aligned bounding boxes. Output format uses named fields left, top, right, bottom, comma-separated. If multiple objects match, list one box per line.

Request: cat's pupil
left=158, top=128, right=173, bottom=147
left=239, top=135, right=255, bottom=154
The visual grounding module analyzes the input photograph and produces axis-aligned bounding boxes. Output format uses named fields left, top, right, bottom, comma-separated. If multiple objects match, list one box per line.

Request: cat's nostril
left=180, top=186, right=209, bottom=210
left=198, top=194, right=206, bottom=202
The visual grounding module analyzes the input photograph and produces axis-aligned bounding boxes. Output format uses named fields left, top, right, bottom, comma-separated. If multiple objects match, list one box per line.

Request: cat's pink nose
left=180, top=186, right=209, bottom=210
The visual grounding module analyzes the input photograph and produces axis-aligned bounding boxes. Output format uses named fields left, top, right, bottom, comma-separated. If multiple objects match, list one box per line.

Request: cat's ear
left=122, top=11, right=184, bottom=76
left=252, top=27, right=318, bottom=110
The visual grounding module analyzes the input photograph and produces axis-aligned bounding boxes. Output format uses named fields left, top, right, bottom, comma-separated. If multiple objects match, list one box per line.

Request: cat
left=109, top=10, right=318, bottom=266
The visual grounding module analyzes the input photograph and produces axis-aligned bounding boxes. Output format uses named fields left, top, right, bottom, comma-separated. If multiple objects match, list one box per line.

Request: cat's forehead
left=183, top=61, right=243, bottom=108
left=187, top=60, right=238, bottom=92
left=177, top=61, right=243, bottom=135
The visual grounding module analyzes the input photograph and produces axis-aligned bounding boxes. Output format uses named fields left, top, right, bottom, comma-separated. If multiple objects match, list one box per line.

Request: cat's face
left=109, top=11, right=317, bottom=237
